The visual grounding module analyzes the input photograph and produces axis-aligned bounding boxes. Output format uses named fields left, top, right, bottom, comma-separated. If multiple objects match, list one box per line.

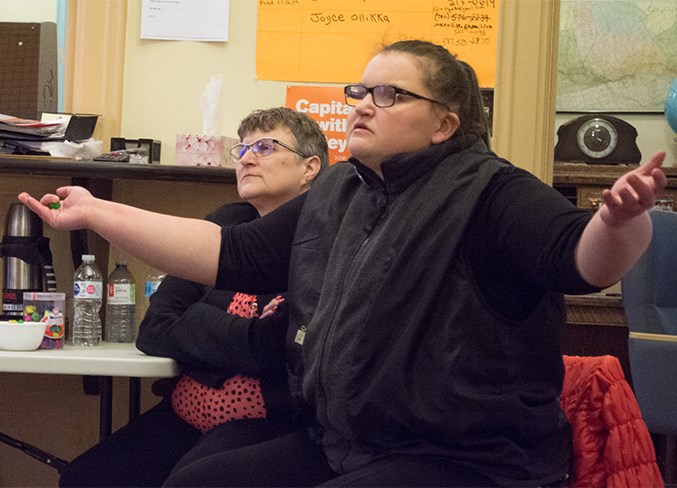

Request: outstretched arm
left=18, top=186, right=221, bottom=286
left=576, top=151, right=667, bottom=287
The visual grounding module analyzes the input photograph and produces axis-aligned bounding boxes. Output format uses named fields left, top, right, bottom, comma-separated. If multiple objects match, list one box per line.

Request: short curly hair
left=237, top=107, right=329, bottom=167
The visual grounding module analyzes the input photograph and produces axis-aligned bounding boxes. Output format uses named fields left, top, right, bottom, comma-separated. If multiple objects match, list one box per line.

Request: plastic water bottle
left=105, top=261, right=136, bottom=343
left=72, top=254, right=103, bottom=346
left=144, top=268, right=166, bottom=306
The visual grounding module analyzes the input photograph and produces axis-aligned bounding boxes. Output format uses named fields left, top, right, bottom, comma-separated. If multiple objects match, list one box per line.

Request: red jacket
left=561, top=355, right=663, bottom=488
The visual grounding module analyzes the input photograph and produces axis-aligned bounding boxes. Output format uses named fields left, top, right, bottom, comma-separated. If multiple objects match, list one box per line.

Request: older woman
left=57, top=107, right=327, bottom=487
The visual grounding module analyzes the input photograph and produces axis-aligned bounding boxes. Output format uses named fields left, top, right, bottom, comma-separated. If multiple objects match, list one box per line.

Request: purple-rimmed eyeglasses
left=230, top=137, right=308, bottom=162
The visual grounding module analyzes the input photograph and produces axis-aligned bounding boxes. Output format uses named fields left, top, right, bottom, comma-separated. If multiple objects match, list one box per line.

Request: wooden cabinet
left=562, top=294, right=631, bottom=381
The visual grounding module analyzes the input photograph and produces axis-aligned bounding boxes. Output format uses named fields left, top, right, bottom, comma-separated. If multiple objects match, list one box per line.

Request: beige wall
left=3, top=0, right=56, bottom=21
left=120, top=0, right=323, bottom=163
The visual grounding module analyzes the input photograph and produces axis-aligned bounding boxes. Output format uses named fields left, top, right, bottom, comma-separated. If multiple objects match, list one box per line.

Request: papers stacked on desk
left=0, top=114, right=67, bottom=140
left=0, top=114, right=68, bottom=156
left=0, top=113, right=100, bottom=158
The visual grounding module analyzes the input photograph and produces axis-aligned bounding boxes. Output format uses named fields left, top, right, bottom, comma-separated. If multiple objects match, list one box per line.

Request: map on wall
left=557, top=0, right=677, bottom=113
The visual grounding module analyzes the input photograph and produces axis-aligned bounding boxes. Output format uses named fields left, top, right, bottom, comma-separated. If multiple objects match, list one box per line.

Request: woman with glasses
left=57, top=107, right=327, bottom=488
left=21, top=40, right=666, bottom=487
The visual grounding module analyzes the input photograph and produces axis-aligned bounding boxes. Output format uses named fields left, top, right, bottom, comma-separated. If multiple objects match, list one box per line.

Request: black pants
left=163, top=429, right=498, bottom=488
left=59, top=396, right=297, bottom=487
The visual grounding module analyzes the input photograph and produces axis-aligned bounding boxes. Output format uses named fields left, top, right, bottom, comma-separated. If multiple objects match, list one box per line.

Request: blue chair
left=621, top=209, right=677, bottom=483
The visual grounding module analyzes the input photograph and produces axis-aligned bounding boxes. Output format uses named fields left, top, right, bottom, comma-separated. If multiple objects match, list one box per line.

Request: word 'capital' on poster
left=287, top=85, right=351, bottom=165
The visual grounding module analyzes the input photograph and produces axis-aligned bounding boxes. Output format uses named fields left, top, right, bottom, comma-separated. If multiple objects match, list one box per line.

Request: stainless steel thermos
left=0, top=203, right=56, bottom=318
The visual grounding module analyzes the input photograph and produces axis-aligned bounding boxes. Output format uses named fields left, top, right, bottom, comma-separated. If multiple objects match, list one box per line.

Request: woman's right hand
left=18, top=186, right=95, bottom=231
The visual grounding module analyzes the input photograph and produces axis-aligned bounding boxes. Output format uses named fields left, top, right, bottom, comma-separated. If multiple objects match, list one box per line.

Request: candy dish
left=0, top=321, right=45, bottom=351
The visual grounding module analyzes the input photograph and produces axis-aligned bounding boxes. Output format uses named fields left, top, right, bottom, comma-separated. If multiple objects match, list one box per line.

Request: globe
left=666, top=78, right=677, bottom=134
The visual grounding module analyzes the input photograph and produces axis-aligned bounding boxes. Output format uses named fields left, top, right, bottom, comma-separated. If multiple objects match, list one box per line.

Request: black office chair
left=621, top=209, right=677, bottom=483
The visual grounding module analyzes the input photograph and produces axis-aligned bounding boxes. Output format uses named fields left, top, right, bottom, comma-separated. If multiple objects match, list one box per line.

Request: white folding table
left=0, top=342, right=179, bottom=470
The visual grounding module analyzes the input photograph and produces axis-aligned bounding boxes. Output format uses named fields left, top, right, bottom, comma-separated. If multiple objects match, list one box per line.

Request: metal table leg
left=129, top=377, right=141, bottom=421
left=99, top=376, right=113, bottom=440
left=0, top=431, right=69, bottom=471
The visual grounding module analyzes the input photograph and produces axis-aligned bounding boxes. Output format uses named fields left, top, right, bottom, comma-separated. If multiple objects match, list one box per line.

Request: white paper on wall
left=140, top=0, right=229, bottom=42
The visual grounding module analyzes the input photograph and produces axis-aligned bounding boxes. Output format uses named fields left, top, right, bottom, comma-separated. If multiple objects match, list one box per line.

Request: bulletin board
left=256, top=0, right=499, bottom=87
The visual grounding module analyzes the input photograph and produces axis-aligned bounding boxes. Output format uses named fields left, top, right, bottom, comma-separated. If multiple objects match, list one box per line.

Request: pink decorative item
left=175, top=134, right=227, bottom=166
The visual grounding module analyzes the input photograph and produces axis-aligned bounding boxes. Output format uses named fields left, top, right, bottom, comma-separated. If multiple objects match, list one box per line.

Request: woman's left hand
left=599, top=151, right=667, bottom=227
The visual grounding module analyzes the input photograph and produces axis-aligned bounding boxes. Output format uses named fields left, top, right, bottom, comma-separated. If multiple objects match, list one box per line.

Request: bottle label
left=107, top=283, right=136, bottom=305
left=144, top=280, right=161, bottom=298
left=73, top=280, right=103, bottom=299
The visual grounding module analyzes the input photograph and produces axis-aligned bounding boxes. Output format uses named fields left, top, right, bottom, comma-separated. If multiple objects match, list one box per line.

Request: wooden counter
left=0, top=156, right=237, bottom=184
left=0, top=156, right=240, bottom=290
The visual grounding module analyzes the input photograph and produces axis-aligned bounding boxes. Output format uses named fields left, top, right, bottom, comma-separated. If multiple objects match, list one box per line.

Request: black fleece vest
left=286, top=139, right=570, bottom=486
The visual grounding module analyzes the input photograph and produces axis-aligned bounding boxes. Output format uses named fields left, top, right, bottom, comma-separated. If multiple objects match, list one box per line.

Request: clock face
left=576, top=118, right=619, bottom=159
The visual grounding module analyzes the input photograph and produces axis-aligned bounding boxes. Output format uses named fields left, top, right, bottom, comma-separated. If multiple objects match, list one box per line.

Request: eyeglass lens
left=231, top=139, right=276, bottom=161
left=345, top=85, right=396, bottom=108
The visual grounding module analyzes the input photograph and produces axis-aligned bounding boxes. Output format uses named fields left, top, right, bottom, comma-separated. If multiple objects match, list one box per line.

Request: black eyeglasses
left=230, top=137, right=308, bottom=162
left=344, top=84, right=447, bottom=108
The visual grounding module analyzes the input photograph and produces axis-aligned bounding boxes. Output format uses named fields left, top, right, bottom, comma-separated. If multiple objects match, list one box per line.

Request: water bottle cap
left=82, top=254, right=95, bottom=262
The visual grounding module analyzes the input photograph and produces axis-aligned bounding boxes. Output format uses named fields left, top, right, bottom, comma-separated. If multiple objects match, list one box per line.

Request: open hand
left=18, top=186, right=95, bottom=231
left=599, top=151, right=667, bottom=227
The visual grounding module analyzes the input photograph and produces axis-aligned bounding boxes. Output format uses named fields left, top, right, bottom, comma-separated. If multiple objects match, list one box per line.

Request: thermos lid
left=4, top=204, right=43, bottom=238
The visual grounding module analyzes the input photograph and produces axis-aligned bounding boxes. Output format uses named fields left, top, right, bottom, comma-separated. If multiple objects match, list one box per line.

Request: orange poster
left=286, top=85, right=350, bottom=165
left=258, top=0, right=499, bottom=87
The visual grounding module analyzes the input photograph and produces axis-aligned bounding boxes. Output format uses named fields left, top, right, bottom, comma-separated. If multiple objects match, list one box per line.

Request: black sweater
left=136, top=202, right=292, bottom=418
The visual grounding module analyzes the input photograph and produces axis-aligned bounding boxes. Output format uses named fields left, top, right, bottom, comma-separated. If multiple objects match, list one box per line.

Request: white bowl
left=0, top=322, right=46, bottom=351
